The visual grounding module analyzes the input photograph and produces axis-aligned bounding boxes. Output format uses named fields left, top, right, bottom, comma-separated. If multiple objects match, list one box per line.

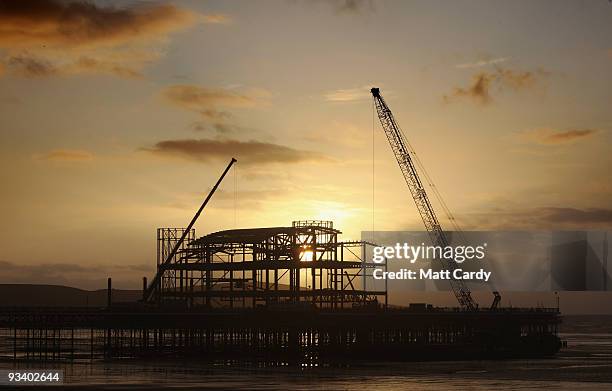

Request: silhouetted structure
left=0, top=221, right=561, bottom=364
left=152, top=220, right=386, bottom=309
left=0, top=305, right=560, bottom=363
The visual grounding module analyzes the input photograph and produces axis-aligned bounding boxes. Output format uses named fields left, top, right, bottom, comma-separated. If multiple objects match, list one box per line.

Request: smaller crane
left=143, top=158, right=237, bottom=303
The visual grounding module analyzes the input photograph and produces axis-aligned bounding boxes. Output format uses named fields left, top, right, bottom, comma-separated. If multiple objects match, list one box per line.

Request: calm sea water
left=2, top=315, right=612, bottom=390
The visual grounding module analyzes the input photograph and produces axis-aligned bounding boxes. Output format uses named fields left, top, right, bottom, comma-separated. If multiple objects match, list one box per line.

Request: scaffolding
left=154, top=220, right=387, bottom=309
left=157, top=228, right=196, bottom=297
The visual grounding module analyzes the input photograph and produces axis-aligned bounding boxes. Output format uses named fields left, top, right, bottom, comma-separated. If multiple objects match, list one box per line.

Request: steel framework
left=153, top=220, right=387, bottom=309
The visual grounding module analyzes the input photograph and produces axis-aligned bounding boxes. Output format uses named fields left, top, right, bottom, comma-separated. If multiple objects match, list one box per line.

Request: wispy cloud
left=5, top=54, right=145, bottom=79
left=463, top=207, right=612, bottom=230
left=202, top=14, right=231, bottom=24
left=443, top=67, right=549, bottom=105
left=302, top=0, right=374, bottom=15
left=163, top=85, right=265, bottom=112
left=191, top=122, right=251, bottom=134
left=163, top=85, right=270, bottom=134
left=36, top=149, right=95, bottom=162
left=444, top=72, right=494, bottom=105
left=142, top=138, right=330, bottom=165
left=7, top=55, right=58, bottom=78
left=516, top=128, right=599, bottom=145
left=542, top=207, right=612, bottom=225
left=333, top=0, right=374, bottom=14
left=67, top=56, right=143, bottom=79
left=324, top=85, right=372, bottom=102
left=456, top=57, right=509, bottom=69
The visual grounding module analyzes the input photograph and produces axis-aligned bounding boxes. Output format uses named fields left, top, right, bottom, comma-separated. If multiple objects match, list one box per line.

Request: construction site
left=0, top=88, right=562, bottom=364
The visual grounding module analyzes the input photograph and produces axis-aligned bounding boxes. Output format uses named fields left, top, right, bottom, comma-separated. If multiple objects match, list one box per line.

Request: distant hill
left=0, top=284, right=141, bottom=307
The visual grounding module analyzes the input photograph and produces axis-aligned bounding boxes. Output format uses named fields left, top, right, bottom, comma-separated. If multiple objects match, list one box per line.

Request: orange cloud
left=143, top=138, right=329, bottom=165
left=0, top=0, right=206, bottom=79
left=36, top=149, right=94, bottom=161
left=0, top=0, right=196, bottom=49
left=444, top=72, right=494, bottom=105
left=7, top=55, right=57, bottom=77
left=69, top=56, right=142, bottom=78
left=163, top=85, right=266, bottom=112
left=4, top=54, right=145, bottom=79
left=443, top=67, right=548, bottom=105
left=496, top=68, right=541, bottom=89
left=163, top=85, right=270, bottom=134
left=203, top=14, right=230, bottom=24
left=517, top=128, right=599, bottom=145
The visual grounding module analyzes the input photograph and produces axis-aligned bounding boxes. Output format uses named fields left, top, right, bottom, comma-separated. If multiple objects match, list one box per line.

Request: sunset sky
left=0, top=0, right=610, bottom=289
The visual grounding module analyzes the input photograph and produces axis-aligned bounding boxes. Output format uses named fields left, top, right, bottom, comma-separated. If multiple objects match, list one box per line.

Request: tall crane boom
left=370, top=87, right=478, bottom=310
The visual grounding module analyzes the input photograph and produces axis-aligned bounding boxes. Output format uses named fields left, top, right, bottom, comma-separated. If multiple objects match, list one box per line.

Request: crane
left=371, top=87, right=495, bottom=311
left=143, top=158, right=237, bottom=303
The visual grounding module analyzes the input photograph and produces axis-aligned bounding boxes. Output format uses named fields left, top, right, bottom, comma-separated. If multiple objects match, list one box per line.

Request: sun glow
left=300, top=250, right=314, bottom=262
left=313, top=202, right=351, bottom=229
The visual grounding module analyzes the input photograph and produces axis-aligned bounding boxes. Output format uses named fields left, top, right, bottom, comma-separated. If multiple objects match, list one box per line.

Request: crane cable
left=233, top=162, right=237, bottom=228
left=394, top=119, right=495, bottom=289
left=389, top=115, right=466, bottom=239
left=372, top=96, right=375, bottom=242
